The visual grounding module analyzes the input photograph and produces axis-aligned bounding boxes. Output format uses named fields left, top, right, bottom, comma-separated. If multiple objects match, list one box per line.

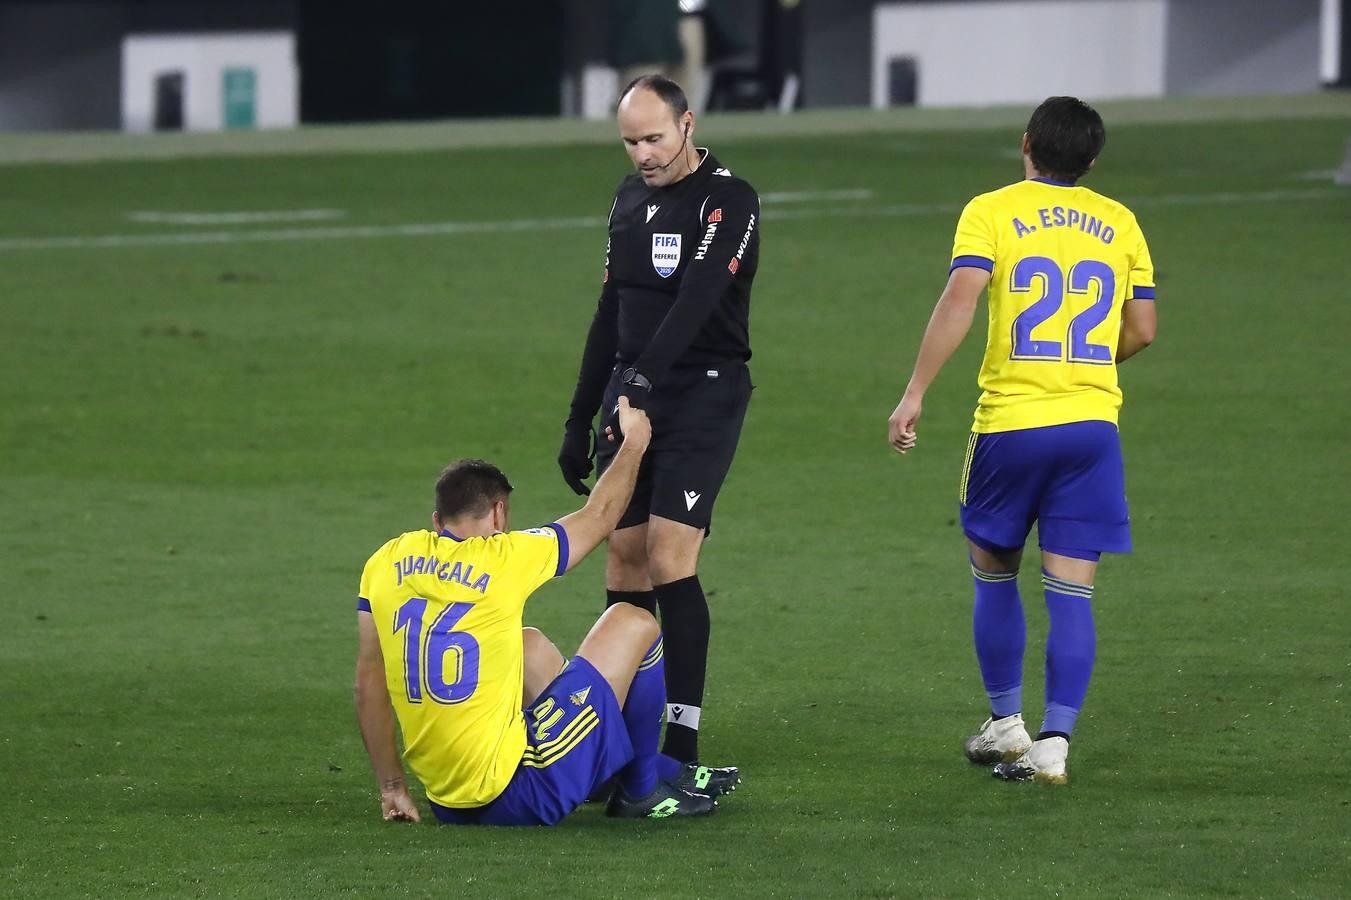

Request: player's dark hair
left=434, top=459, right=513, bottom=521
left=618, top=73, right=689, bottom=123
left=1026, top=96, right=1106, bottom=183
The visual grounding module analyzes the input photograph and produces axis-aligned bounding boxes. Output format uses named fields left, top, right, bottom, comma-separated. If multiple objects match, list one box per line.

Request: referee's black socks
left=606, top=588, right=657, bottom=615
left=654, top=575, right=709, bottom=764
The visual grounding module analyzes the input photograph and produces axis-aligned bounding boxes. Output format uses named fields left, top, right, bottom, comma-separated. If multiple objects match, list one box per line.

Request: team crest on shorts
left=652, top=233, right=681, bottom=278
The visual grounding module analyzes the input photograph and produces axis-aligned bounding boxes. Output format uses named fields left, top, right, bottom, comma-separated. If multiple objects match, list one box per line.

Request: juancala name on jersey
left=1013, top=207, right=1116, bottom=244
left=393, top=554, right=491, bottom=593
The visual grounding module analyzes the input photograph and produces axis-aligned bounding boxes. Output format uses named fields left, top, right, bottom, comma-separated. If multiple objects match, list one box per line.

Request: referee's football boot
left=605, top=780, right=716, bottom=819
left=673, top=761, right=741, bottom=797
left=992, top=736, right=1069, bottom=784
left=964, top=714, right=1033, bottom=765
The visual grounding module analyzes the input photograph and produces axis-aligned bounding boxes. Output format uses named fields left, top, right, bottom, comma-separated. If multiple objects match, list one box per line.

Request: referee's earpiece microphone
left=656, top=121, right=692, bottom=170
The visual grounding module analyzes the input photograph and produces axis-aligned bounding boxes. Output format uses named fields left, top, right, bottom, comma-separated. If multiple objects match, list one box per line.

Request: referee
left=558, top=74, right=758, bottom=794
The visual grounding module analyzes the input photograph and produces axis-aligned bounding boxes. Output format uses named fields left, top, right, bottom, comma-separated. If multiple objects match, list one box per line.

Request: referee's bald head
left=618, top=74, right=688, bottom=124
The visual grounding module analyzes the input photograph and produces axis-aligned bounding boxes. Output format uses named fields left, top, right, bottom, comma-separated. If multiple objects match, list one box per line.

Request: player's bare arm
left=1116, top=299, right=1157, bottom=363
left=889, top=266, right=993, bottom=454
left=354, top=611, right=421, bottom=823
left=556, top=397, right=652, bottom=572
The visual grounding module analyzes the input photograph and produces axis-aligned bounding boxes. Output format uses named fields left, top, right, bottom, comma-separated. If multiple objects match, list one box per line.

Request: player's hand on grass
left=380, top=780, right=421, bottom=823
left=605, top=396, right=651, bottom=450
left=558, top=419, right=596, bottom=496
left=888, top=392, right=921, bottom=454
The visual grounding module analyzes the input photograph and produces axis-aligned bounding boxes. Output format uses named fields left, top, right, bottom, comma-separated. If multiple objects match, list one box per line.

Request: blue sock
left=972, top=562, right=1026, bottom=717
left=619, top=636, right=665, bottom=798
left=656, top=753, right=683, bottom=782
left=1041, top=571, right=1097, bottom=737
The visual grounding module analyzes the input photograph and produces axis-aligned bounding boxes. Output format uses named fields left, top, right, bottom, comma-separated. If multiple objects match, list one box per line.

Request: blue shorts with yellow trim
left=959, top=420, right=1131, bottom=556
left=429, top=656, right=633, bottom=826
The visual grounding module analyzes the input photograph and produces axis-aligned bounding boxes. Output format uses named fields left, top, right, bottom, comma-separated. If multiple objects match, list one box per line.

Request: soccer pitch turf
left=2, top=96, right=1349, bottom=898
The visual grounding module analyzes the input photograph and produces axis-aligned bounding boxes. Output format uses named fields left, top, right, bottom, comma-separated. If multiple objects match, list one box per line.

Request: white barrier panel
left=1321, top=0, right=1341, bottom=83
left=872, top=1, right=1167, bottom=109
left=581, top=64, right=620, bottom=121
left=122, top=32, right=298, bottom=132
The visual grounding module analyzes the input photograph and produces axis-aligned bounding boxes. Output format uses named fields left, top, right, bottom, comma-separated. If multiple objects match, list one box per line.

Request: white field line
left=126, top=209, right=345, bottom=225
left=758, top=189, right=873, bottom=203
left=0, top=215, right=608, bottom=251
left=0, top=187, right=1340, bottom=253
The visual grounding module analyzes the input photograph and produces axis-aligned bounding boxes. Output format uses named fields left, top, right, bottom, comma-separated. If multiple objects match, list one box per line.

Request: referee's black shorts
left=595, top=361, right=752, bottom=532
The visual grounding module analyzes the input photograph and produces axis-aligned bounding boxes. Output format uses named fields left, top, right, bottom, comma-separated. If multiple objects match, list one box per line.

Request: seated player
left=353, top=398, right=716, bottom=824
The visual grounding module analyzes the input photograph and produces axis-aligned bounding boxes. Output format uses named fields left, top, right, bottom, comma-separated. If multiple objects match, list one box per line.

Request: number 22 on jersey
left=1008, top=256, right=1116, bottom=365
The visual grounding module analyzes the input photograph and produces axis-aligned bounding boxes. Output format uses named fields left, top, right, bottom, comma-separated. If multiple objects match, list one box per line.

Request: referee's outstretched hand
left=558, top=420, right=595, bottom=496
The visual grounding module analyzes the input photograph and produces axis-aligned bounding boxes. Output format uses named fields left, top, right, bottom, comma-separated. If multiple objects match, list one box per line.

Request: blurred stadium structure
left=0, top=0, right=1347, bottom=133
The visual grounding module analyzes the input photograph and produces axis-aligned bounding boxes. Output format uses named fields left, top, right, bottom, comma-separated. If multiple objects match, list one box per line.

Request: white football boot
left=963, top=714, right=1033, bottom=765
left=992, top=736, right=1069, bottom=784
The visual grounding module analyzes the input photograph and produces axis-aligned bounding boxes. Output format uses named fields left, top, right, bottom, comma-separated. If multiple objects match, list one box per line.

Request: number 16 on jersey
left=392, top=597, right=481, bottom=704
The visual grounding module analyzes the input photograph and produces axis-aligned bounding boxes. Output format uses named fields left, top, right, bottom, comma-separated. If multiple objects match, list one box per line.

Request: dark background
left=0, top=0, right=1345, bottom=130
left=297, top=1, right=563, bottom=122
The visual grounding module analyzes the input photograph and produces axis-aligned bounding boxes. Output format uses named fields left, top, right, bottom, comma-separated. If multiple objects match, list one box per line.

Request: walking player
left=887, top=97, right=1158, bottom=783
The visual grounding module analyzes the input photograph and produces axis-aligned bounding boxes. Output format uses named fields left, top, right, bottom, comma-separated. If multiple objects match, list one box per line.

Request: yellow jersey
left=950, top=177, right=1155, bottom=433
left=357, top=524, right=566, bottom=807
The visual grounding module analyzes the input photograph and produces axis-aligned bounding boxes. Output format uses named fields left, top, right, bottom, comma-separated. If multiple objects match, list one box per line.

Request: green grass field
left=3, top=97, right=1350, bottom=898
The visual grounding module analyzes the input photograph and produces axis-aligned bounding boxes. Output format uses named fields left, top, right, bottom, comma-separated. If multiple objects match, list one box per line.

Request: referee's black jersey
left=568, top=149, right=759, bottom=423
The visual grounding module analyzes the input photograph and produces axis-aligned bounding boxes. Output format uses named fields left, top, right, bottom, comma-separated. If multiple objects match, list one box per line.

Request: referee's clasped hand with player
left=607, top=396, right=651, bottom=448
left=559, top=398, right=652, bottom=495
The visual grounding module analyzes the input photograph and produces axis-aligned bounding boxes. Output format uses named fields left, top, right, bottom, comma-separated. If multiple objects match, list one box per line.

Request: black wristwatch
left=620, top=367, right=653, bottom=392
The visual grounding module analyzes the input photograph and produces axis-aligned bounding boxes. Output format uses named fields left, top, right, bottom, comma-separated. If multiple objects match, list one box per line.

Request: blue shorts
left=959, top=420, right=1131, bottom=557
left=429, top=656, right=632, bottom=826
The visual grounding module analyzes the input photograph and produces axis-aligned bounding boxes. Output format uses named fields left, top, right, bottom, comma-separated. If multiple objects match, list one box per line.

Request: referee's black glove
left=619, top=382, right=650, bottom=411
left=558, top=419, right=596, bottom=496
left=604, top=370, right=653, bottom=443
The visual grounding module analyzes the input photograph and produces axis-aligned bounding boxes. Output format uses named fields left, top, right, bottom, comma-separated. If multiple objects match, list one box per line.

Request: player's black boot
left=605, top=780, right=716, bottom=819
left=673, top=762, right=741, bottom=797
